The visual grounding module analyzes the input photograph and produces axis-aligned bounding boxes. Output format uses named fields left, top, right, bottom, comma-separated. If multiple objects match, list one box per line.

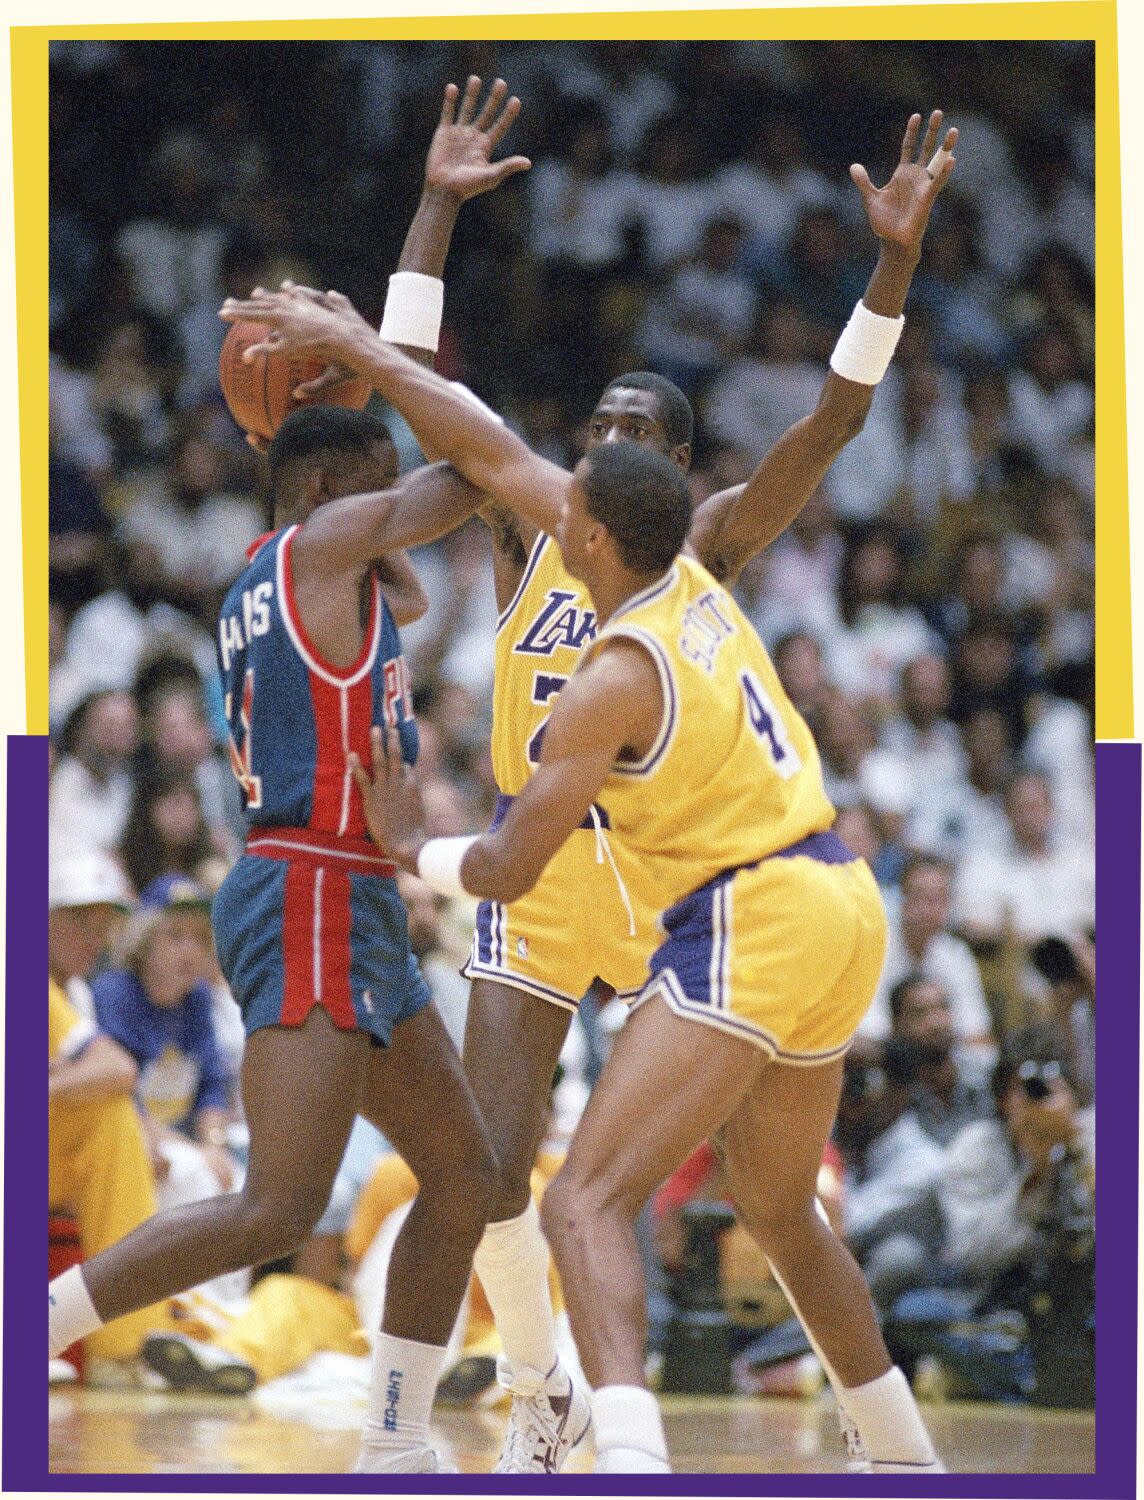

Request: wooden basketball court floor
left=50, top=1387, right=1094, bottom=1475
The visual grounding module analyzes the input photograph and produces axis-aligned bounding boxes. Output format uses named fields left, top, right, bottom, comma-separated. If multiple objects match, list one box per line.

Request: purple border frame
left=14, top=736, right=1137, bottom=1493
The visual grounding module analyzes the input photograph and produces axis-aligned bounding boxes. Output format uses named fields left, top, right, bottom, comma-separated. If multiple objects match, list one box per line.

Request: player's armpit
left=371, top=551, right=429, bottom=626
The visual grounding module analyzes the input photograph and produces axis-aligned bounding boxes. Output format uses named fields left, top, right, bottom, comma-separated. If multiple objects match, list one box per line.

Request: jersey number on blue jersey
left=225, top=667, right=263, bottom=808
left=741, top=670, right=801, bottom=780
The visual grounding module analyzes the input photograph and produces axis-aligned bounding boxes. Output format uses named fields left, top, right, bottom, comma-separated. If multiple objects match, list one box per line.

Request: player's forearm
left=340, top=326, right=555, bottom=513
left=384, top=188, right=461, bottom=369
left=861, top=239, right=922, bottom=319
left=397, top=186, right=462, bottom=282
left=391, top=829, right=539, bottom=905
left=379, top=461, right=486, bottom=550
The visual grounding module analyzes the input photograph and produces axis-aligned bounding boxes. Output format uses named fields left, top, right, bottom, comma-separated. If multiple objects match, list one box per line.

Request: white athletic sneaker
left=49, top=1358, right=78, bottom=1386
left=869, top=1459, right=947, bottom=1473
left=353, top=1444, right=457, bottom=1473
left=840, top=1409, right=870, bottom=1472
left=493, top=1357, right=592, bottom=1474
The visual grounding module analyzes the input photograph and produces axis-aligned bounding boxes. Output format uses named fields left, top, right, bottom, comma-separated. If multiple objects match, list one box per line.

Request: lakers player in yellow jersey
left=226, top=106, right=956, bottom=1473
left=349, top=442, right=943, bottom=1476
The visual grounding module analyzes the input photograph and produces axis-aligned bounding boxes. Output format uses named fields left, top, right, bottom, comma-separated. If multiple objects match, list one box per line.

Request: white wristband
left=416, top=836, right=478, bottom=900
left=829, top=300, right=905, bottom=386
left=379, top=271, right=444, bottom=352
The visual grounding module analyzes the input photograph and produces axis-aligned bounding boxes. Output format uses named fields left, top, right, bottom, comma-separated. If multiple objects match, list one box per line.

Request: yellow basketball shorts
left=462, top=802, right=653, bottom=1011
left=638, top=829, right=888, bottom=1064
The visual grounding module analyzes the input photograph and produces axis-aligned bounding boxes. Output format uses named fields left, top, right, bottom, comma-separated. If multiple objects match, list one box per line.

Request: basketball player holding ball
left=48, top=80, right=532, bottom=1477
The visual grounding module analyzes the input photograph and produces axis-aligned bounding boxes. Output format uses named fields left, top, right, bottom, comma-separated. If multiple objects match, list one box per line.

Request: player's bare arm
left=350, top=640, right=661, bottom=903
left=295, top=76, right=530, bottom=399
left=370, top=550, right=430, bottom=627
left=689, top=111, right=957, bottom=588
left=222, top=288, right=572, bottom=536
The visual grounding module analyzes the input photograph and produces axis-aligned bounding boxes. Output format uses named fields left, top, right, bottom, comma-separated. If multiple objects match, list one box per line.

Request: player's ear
left=670, top=442, right=691, bottom=473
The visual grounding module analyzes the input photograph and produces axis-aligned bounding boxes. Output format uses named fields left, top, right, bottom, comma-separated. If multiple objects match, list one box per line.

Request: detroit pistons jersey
left=492, top=532, right=598, bottom=796
left=581, top=553, right=836, bottom=908
left=217, top=525, right=418, bottom=837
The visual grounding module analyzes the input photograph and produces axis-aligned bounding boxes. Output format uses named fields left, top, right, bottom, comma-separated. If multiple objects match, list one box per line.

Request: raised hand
left=424, top=76, right=531, bottom=202
left=348, top=722, right=425, bottom=868
left=850, top=111, right=957, bottom=258
left=220, top=283, right=374, bottom=365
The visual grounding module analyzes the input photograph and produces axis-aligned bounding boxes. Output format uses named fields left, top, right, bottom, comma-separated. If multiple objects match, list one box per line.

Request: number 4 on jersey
left=225, top=668, right=263, bottom=809
left=741, top=670, right=801, bottom=780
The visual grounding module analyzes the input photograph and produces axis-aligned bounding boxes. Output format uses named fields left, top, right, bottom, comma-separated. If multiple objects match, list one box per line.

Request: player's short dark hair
left=267, top=407, right=396, bottom=519
left=601, top=371, right=694, bottom=449
left=581, top=441, right=692, bottom=574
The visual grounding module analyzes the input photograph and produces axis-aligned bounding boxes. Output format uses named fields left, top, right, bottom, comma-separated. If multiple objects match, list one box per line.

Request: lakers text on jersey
left=469, top=532, right=652, bottom=1006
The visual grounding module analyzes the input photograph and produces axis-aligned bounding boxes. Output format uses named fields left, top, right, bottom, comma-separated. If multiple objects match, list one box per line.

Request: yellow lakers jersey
left=582, top=554, right=836, bottom=908
left=492, top=533, right=599, bottom=796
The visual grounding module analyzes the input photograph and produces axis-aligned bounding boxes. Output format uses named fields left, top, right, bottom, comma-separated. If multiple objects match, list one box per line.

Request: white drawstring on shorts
left=588, top=804, right=636, bottom=937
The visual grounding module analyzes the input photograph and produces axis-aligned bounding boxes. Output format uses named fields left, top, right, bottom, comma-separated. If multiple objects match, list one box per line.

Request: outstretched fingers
left=439, top=81, right=460, bottom=127
left=848, top=161, right=877, bottom=205
left=473, top=76, right=508, bottom=133
left=456, top=74, right=482, bottom=126
left=918, top=109, right=944, bottom=165
left=485, top=92, right=523, bottom=151
left=899, top=112, right=922, bottom=164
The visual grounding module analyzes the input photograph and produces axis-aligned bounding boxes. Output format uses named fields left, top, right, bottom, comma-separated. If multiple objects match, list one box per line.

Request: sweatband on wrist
left=416, top=836, right=478, bottom=899
left=829, top=300, right=905, bottom=385
left=379, top=272, right=444, bottom=352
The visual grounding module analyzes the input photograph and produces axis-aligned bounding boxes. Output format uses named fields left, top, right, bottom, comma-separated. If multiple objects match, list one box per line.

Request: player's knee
left=541, top=1168, right=631, bottom=1257
left=422, top=1132, right=500, bottom=1236
left=238, top=1185, right=328, bottom=1262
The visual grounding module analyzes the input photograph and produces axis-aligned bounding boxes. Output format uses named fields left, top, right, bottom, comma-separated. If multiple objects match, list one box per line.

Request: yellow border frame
left=18, top=3, right=1129, bottom=737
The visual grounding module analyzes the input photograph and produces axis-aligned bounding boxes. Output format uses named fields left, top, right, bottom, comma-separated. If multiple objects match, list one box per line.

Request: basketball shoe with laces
left=493, top=1357, right=592, bottom=1474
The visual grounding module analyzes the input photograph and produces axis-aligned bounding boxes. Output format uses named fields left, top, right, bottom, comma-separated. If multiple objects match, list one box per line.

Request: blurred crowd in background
left=48, top=39, right=1095, bottom=1406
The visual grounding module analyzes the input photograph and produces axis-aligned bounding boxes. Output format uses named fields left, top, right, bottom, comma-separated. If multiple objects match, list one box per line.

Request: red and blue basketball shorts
left=212, top=828, right=430, bottom=1047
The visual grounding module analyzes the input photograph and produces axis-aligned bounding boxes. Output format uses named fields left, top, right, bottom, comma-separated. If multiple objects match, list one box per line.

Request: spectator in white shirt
left=742, top=484, right=843, bottom=645
left=856, top=854, right=995, bottom=1057
left=906, top=705, right=1013, bottom=863
left=703, top=302, right=826, bottom=464
left=50, top=689, right=139, bottom=857
left=1006, top=325, right=1093, bottom=481
left=639, top=215, right=756, bottom=397
left=880, top=653, right=967, bottom=794
left=824, top=526, right=939, bottom=711
left=527, top=101, right=640, bottom=276
left=628, top=114, right=722, bottom=273
left=953, top=770, right=1095, bottom=947
left=713, top=110, right=841, bottom=261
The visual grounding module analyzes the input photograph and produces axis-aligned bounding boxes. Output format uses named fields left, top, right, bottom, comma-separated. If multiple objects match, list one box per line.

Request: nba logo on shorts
left=517, top=937, right=528, bottom=958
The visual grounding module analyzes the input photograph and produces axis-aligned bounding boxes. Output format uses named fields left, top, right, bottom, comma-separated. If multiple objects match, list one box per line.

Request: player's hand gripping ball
left=218, top=318, right=372, bottom=443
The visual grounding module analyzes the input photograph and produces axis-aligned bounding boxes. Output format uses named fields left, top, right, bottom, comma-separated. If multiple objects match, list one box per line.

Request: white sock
left=473, top=1200, right=558, bottom=1377
left=359, top=1333, right=446, bottom=1459
left=49, top=1266, right=102, bottom=1359
left=592, top=1384, right=670, bottom=1472
left=842, top=1366, right=937, bottom=1466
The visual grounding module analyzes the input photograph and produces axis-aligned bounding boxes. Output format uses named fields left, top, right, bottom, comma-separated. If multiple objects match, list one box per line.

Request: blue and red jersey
left=216, top=525, right=418, bottom=840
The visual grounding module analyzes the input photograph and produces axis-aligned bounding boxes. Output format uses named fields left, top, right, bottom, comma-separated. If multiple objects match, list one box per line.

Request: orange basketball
left=218, top=319, right=373, bottom=442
